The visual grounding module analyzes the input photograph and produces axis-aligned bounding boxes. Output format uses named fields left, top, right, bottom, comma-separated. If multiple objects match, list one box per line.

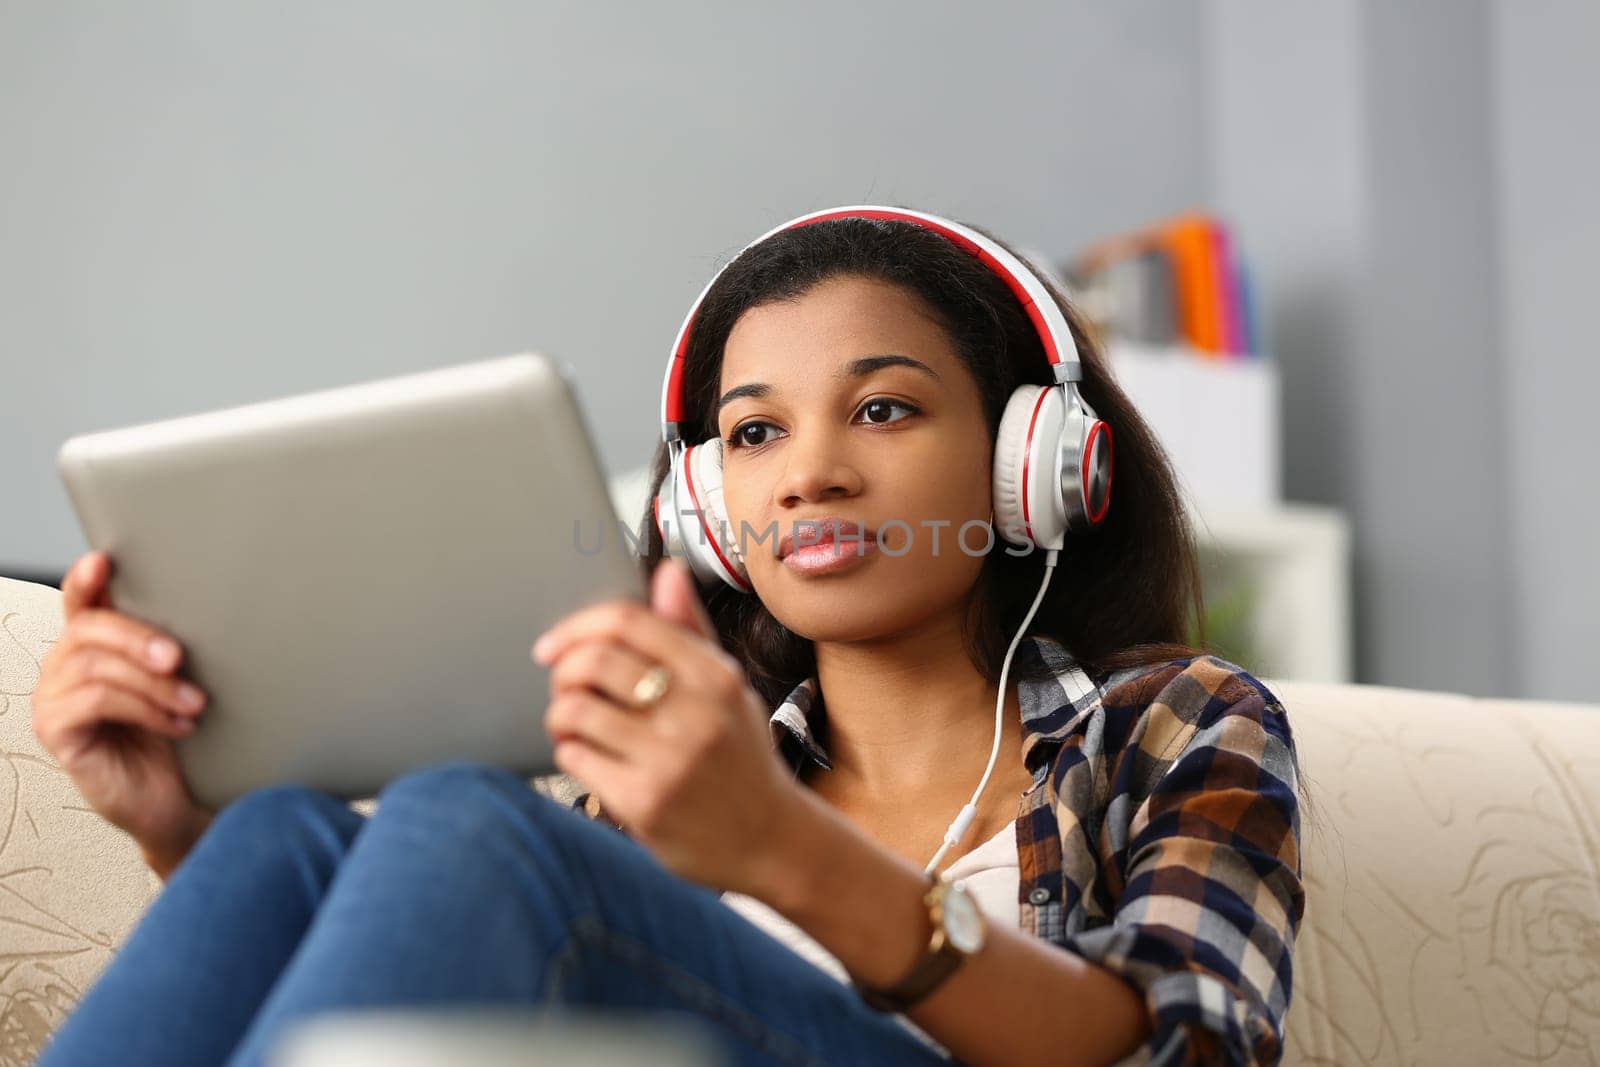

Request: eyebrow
left=715, top=354, right=940, bottom=418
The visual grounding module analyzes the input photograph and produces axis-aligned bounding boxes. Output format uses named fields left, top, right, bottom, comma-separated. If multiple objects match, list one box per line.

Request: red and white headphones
left=654, top=205, right=1113, bottom=591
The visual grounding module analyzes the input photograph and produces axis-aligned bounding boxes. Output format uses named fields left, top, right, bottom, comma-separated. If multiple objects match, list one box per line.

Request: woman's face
left=715, top=274, right=995, bottom=643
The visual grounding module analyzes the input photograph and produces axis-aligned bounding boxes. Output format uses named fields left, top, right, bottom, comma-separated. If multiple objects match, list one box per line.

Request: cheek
left=889, top=448, right=994, bottom=565
left=719, top=470, right=768, bottom=555
left=909, top=441, right=994, bottom=517
left=720, top=470, right=755, bottom=528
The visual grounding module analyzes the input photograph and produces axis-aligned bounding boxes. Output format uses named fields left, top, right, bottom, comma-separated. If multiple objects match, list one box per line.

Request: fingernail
left=176, top=683, right=205, bottom=711
left=147, top=638, right=180, bottom=670
left=531, top=634, right=553, bottom=663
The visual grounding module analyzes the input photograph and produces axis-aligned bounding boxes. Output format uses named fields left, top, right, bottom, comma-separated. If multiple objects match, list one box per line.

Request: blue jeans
left=38, top=761, right=954, bottom=1066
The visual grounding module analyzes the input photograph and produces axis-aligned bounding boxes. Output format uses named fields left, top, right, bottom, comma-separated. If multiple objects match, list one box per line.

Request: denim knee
left=201, top=783, right=364, bottom=873
left=215, top=782, right=358, bottom=835
left=378, top=759, right=536, bottom=806
left=373, top=760, right=592, bottom=864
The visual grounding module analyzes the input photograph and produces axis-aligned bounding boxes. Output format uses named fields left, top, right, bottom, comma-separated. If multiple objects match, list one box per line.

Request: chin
left=754, top=557, right=979, bottom=645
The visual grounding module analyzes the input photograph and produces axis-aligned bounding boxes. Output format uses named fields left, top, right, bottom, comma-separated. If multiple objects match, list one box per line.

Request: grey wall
left=1207, top=0, right=1593, bottom=701
left=1492, top=1, right=1600, bottom=703
left=0, top=0, right=1209, bottom=575
left=1358, top=1, right=1509, bottom=697
left=1206, top=1, right=1368, bottom=513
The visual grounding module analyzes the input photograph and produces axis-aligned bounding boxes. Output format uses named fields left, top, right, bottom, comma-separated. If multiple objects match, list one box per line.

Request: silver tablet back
left=58, top=354, right=646, bottom=808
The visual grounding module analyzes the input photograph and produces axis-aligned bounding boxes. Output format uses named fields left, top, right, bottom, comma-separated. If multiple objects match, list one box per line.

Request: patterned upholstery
left=0, top=576, right=160, bottom=1064
left=1, top=575, right=1596, bottom=1065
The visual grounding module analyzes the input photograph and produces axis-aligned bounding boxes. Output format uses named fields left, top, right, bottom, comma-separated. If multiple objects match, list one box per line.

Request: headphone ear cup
left=1077, top=418, right=1113, bottom=527
left=994, top=384, right=1068, bottom=551
left=690, top=437, right=750, bottom=583
left=654, top=440, right=751, bottom=592
left=1057, top=391, right=1113, bottom=532
left=992, top=386, right=1037, bottom=546
left=653, top=459, right=690, bottom=558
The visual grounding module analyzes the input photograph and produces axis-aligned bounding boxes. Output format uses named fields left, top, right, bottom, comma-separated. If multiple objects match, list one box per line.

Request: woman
left=32, top=208, right=1303, bottom=1066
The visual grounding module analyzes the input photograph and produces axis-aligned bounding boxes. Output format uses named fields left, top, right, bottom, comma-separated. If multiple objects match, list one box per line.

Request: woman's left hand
left=532, top=558, right=804, bottom=898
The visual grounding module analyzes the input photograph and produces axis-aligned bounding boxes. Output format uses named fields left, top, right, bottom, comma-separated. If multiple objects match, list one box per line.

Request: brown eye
left=728, top=421, right=779, bottom=450
left=856, top=398, right=918, bottom=425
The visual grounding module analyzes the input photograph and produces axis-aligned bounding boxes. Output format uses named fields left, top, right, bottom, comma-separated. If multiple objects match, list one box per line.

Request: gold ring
left=630, top=665, right=673, bottom=708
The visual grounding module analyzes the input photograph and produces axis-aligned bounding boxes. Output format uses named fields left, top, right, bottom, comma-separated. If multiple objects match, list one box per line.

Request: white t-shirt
left=719, top=820, right=1020, bottom=1055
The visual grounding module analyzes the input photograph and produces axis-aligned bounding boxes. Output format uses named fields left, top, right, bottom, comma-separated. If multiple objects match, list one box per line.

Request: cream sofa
left=2, top=573, right=1597, bottom=1065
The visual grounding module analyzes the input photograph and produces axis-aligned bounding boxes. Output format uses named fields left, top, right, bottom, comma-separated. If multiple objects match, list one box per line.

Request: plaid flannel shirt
left=570, top=635, right=1303, bottom=1066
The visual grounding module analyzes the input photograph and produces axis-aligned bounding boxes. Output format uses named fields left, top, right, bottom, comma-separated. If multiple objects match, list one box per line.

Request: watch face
left=942, top=881, right=986, bottom=954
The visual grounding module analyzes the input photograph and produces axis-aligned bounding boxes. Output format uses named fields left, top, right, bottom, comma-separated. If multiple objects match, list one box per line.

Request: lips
left=778, top=518, right=876, bottom=559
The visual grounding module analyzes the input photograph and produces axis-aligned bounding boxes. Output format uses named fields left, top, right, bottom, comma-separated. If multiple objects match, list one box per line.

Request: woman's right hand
left=32, top=551, right=215, bottom=877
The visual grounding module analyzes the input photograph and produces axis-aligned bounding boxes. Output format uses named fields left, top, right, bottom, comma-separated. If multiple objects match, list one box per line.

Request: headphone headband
left=659, top=205, right=1083, bottom=437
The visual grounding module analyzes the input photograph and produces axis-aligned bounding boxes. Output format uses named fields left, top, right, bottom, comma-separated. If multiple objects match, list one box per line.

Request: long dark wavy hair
left=635, top=214, right=1211, bottom=709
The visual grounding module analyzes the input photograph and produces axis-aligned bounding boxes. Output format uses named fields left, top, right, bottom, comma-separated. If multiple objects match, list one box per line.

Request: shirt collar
left=768, top=675, right=832, bottom=772
left=766, top=635, right=1102, bottom=777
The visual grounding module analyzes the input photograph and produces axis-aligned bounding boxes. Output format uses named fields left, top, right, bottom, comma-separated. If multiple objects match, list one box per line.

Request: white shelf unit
left=1191, top=503, right=1352, bottom=684
left=1104, top=342, right=1281, bottom=512
left=1104, top=342, right=1350, bottom=682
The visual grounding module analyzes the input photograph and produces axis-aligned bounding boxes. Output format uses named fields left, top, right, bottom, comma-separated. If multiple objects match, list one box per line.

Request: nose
left=774, top=424, right=861, bottom=508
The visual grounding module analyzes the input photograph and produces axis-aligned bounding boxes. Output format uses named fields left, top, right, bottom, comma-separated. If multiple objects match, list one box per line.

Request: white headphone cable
left=923, top=548, right=1058, bottom=877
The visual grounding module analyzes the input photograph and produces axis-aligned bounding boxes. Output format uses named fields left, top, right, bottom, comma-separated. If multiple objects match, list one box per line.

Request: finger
left=551, top=737, right=638, bottom=810
left=46, top=681, right=196, bottom=742
left=547, top=639, right=659, bottom=707
left=544, top=691, right=653, bottom=759
left=649, top=558, right=718, bottom=640
left=534, top=599, right=731, bottom=678
left=60, top=645, right=206, bottom=718
left=60, top=552, right=110, bottom=618
left=60, top=609, right=185, bottom=675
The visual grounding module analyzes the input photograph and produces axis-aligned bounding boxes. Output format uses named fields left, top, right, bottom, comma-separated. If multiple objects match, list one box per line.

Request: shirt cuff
left=1067, top=931, right=1282, bottom=1066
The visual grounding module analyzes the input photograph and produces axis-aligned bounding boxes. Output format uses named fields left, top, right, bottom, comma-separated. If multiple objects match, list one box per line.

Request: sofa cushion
left=0, top=576, right=161, bottom=1059
left=1277, top=678, right=1600, bottom=1064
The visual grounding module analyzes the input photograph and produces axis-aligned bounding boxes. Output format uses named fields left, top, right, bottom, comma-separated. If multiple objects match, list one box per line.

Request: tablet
left=58, top=353, right=646, bottom=808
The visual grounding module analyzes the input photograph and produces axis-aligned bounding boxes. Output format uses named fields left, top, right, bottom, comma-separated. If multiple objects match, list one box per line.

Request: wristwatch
left=852, top=871, right=987, bottom=1013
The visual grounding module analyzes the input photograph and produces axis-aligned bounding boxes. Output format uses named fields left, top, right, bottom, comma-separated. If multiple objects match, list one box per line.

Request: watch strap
left=851, top=873, right=971, bottom=1013
left=852, top=944, right=964, bottom=1013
